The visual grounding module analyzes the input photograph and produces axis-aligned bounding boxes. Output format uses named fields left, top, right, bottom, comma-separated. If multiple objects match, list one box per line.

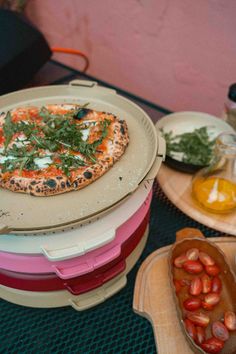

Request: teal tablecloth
left=0, top=182, right=223, bottom=354
left=0, top=61, right=225, bottom=353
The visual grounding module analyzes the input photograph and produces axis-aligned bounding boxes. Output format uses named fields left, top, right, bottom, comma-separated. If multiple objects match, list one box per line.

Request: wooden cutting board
left=157, top=164, right=236, bottom=236
left=133, top=237, right=236, bottom=354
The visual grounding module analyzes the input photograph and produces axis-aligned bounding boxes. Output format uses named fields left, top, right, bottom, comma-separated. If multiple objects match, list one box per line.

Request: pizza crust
left=0, top=162, right=107, bottom=196
left=0, top=107, right=129, bottom=196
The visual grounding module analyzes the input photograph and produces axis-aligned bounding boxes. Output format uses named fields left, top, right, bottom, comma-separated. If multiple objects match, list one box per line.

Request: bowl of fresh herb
left=156, top=112, right=235, bottom=173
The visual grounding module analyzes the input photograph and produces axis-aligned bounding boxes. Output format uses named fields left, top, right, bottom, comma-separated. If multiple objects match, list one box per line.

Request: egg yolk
left=192, top=177, right=236, bottom=213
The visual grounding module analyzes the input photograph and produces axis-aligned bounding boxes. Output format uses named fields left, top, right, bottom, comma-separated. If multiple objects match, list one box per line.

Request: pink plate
left=0, top=191, right=152, bottom=279
left=0, top=214, right=149, bottom=295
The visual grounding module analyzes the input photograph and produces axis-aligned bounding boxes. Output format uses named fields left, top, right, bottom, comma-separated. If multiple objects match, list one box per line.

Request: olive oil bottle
left=192, top=133, right=236, bottom=213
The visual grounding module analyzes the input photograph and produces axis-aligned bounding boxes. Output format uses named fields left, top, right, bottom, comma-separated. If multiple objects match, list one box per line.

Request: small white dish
left=156, top=111, right=235, bottom=173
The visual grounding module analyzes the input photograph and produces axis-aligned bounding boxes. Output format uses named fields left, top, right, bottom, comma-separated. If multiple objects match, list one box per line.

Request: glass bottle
left=192, top=132, right=236, bottom=213
left=225, top=83, right=236, bottom=130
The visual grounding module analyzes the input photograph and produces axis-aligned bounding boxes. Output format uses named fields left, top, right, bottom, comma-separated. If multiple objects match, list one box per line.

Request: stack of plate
left=0, top=81, right=165, bottom=311
left=0, top=187, right=152, bottom=311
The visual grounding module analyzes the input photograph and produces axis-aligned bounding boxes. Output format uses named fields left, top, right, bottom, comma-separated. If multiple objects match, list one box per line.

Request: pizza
left=0, top=104, right=129, bottom=196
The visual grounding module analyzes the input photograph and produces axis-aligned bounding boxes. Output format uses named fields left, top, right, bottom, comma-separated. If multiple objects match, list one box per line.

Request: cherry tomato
left=183, top=260, right=203, bottom=274
left=183, top=298, right=202, bottom=311
left=189, top=277, right=202, bottom=296
left=184, top=319, right=197, bottom=341
left=195, top=326, right=206, bottom=345
left=224, top=311, right=236, bottom=331
left=212, top=321, right=229, bottom=342
left=174, top=254, right=188, bottom=268
left=201, top=274, right=212, bottom=294
left=186, top=312, right=210, bottom=327
left=211, top=276, right=222, bottom=294
left=203, top=293, right=220, bottom=306
left=201, top=337, right=224, bottom=353
left=205, top=264, right=220, bottom=276
left=186, top=248, right=199, bottom=261
left=199, top=251, right=215, bottom=266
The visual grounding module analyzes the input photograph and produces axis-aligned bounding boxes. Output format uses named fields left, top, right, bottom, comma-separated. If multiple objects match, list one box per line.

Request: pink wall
left=26, top=0, right=236, bottom=116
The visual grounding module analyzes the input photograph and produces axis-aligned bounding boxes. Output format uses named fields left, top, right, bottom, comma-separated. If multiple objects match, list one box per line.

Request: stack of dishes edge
left=0, top=81, right=165, bottom=310
left=0, top=184, right=153, bottom=311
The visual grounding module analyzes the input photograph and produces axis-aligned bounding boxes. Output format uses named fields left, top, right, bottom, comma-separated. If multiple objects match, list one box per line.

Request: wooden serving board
left=133, top=237, right=236, bottom=354
left=157, top=164, right=236, bottom=236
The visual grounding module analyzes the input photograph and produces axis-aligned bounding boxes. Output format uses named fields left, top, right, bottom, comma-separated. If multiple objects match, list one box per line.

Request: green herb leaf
left=3, top=111, right=16, bottom=152
left=55, top=154, right=87, bottom=177
left=161, top=127, right=216, bottom=166
left=0, top=105, right=112, bottom=176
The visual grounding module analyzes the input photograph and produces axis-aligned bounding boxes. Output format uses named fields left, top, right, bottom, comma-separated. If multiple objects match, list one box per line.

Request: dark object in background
left=0, top=9, right=52, bottom=95
left=228, top=83, right=236, bottom=102
left=225, top=83, right=236, bottom=130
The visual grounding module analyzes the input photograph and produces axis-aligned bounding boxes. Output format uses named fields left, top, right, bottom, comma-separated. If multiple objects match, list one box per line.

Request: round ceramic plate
left=156, top=111, right=234, bottom=173
left=0, top=81, right=165, bottom=233
left=0, top=225, right=149, bottom=311
left=0, top=212, right=149, bottom=294
left=0, top=191, right=151, bottom=277
left=0, top=180, right=152, bottom=261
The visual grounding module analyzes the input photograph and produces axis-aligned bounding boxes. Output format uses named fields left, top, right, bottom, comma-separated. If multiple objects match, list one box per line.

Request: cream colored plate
left=0, top=181, right=152, bottom=260
left=0, top=81, right=165, bottom=233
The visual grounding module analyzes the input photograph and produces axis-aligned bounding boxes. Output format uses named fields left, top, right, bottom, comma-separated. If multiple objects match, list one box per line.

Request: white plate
left=156, top=111, right=234, bottom=162
left=156, top=111, right=234, bottom=139
left=155, top=111, right=235, bottom=174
